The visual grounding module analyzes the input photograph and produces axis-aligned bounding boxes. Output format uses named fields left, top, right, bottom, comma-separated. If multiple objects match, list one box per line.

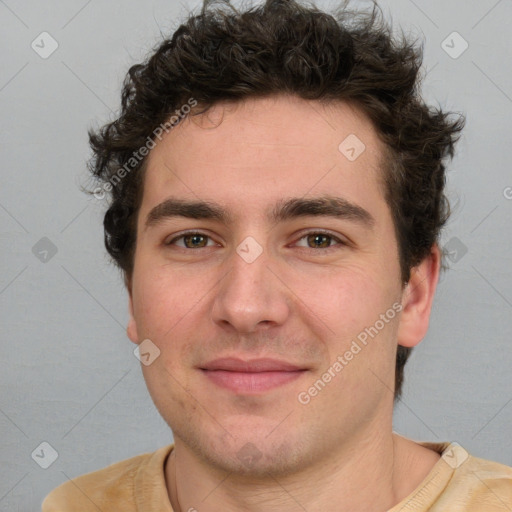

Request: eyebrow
left=144, top=195, right=375, bottom=231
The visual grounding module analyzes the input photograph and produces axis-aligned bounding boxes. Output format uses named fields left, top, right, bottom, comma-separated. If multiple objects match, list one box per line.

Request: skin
left=126, top=94, right=441, bottom=512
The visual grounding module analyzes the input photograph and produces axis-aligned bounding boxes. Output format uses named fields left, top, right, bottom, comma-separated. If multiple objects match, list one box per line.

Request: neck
left=165, top=426, right=440, bottom=512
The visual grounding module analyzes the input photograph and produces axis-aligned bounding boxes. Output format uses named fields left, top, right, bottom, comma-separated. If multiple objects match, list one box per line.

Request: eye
left=165, top=231, right=217, bottom=249
left=164, top=230, right=347, bottom=251
left=294, top=231, right=346, bottom=250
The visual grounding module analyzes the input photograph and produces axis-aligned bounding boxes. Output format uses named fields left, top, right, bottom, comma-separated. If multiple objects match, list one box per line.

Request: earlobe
left=396, top=244, right=441, bottom=348
left=127, top=293, right=140, bottom=345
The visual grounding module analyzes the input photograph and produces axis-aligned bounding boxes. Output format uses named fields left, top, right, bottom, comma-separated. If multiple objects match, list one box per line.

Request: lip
left=199, top=357, right=308, bottom=393
left=200, top=357, right=305, bottom=372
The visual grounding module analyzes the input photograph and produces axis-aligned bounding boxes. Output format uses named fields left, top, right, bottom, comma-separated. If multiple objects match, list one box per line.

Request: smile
left=200, top=369, right=307, bottom=393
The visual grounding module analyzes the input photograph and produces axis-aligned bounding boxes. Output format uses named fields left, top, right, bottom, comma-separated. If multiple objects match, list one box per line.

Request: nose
left=211, top=246, right=291, bottom=334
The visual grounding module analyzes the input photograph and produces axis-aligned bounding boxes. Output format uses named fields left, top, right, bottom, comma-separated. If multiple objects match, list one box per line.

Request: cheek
left=308, top=265, right=400, bottom=376
left=294, top=263, right=390, bottom=336
left=132, top=264, right=198, bottom=343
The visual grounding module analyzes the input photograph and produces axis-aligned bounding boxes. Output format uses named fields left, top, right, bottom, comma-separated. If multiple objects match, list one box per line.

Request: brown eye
left=307, top=233, right=332, bottom=248
left=295, top=231, right=345, bottom=250
left=166, top=232, right=214, bottom=248
left=183, top=234, right=208, bottom=248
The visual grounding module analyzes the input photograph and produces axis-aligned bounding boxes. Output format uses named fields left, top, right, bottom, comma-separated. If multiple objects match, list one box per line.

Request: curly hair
left=86, top=0, right=464, bottom=401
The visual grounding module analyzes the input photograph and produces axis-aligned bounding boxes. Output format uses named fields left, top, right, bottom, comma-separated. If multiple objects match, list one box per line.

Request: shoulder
left=395, top=440, right=512, bottom=511
left=41, top=445, right=173, bottom=511
left=452, top=451, right=512, bottom=509
left=433, top=444, right=512, bottom=511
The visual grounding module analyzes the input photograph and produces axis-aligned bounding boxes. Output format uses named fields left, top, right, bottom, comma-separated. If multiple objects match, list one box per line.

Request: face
left=127, top=95, right=414, bottom=476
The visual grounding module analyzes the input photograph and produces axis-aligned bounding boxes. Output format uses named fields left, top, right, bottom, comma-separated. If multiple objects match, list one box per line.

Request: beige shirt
left=42, top=441, right=512, bottom=511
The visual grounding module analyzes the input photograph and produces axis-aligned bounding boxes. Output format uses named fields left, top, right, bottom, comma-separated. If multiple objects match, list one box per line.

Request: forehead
left=140, top=95, right=388, bottom=220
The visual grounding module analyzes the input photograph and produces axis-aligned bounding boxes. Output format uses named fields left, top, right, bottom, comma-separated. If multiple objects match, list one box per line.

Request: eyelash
left=164, top=230, right=347, bottom=252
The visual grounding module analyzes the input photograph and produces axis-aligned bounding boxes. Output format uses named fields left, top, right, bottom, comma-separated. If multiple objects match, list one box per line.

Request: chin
left=194, top=431, right=307, bottom=479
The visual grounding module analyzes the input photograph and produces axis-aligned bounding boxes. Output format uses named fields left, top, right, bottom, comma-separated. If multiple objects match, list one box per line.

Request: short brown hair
left=86, top=0, right=464, bottom=400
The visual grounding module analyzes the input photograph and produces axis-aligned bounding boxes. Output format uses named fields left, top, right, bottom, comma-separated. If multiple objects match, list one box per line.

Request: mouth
left=199, top=357, right=309, bottom=393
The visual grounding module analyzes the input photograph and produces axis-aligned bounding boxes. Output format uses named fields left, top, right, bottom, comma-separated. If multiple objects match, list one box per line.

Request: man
left=43, top=0, right=512, bottom=510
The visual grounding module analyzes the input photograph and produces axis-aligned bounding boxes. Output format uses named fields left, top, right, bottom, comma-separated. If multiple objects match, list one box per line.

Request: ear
left=126, top=279, right=140, bottom=346
left=397, top=244, right=441, bottom=348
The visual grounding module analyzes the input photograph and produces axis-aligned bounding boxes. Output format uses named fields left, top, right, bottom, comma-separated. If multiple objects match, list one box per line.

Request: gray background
left=1, top=0, right=511, bottom=509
